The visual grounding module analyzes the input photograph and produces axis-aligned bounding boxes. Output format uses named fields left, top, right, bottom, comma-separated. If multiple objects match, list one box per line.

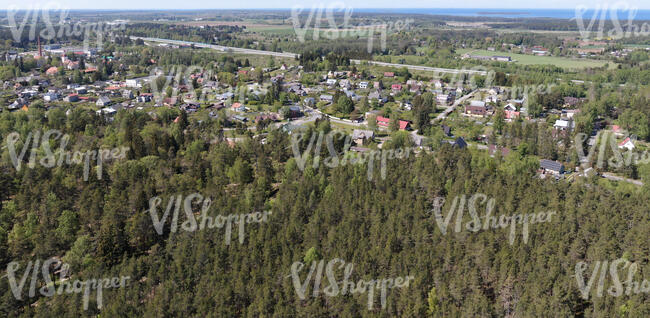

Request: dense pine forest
left=0, top=107, right=648, bottom=317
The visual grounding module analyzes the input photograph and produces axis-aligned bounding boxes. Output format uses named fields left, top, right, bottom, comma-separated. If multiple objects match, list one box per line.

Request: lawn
left=457, top=49, right=613, bottom=70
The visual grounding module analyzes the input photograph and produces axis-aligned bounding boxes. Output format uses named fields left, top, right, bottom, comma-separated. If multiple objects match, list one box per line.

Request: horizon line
left=3, top=7, right=650, bottom=11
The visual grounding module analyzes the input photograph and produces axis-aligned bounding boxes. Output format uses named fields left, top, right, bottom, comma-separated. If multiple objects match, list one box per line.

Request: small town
left=1, top=5, right=649, bottom=317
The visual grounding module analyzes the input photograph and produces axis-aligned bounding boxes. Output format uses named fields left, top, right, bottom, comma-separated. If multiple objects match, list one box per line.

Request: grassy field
left=457, top=49, right=613, bottom=69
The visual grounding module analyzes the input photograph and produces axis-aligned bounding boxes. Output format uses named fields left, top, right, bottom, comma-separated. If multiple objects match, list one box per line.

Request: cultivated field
left=457, top=49, right=613, bottom=69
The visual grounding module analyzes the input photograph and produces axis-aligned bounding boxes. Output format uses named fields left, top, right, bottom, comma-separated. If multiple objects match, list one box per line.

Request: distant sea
left=354, top=8, right=650, bottom=20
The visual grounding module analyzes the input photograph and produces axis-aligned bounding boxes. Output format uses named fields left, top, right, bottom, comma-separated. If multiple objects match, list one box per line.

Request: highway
left=130, top=36, right=488, bottom=75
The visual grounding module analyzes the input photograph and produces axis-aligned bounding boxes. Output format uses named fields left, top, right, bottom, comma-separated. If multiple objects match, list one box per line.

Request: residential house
left=96, top=96, right=112, bottom=107
left=46, top=67, right=59, bottom=75
left=339, top=79, right=351, bottom=90
left=43, top=92, right=60, bottom=102
left=163, top=97, right=178, bottom=106
left=351, top=129, right=374, bottom=146
left=232, top=115, right=248, bottom=123
left=563, top=96, right=583, bottom=108
left=303, top=97, right=316, bottom=106
left=376, top=116, right=410, bottom=130
left=137, top=93, right=153, bottom=103
left=485, top=95, right=499, bottom=104
left=619, top=137, right=635, bottom=150
left=446, top=137, right=468, bottom=149
left=612, top=125, right=624, bottom=136
left=288, top=105, right=303, bottom=118
left=465, top=101, right=488, bottom=117
left=359, top=81, right=369, bottom=89
left=504, top=103, right=517, bottom=112
left=8, top=98, right=28, bottom=111
left=280, top=123, right=306, bottom=134
left=64, top=94, right=79, bottom=102
left=539, top=159, right=565, bottom=175
left=231, top=102, right=246, bottom=112
left=505, top=110, right=520, bottom=121
left=122, top=90, right=134, bottom=99
left=320, top=94, right=333, bottom=103
left=96, top=107, right=117, bottom=119
left=368, top=91, right=387, bottom=104
left=75, top=86, right=87, bottom=94
left=437, top=94, right=453, bottom=105
left=344, top=90, right=360, bottom=101
left=562, top=109, right=580, bottom=119
left=391, top=84, right=402, bottom=92
left=255, top=113, right=279, bottom=123
left=553, top=119, right=574, bottom=131
left=383, top=72, right=394, bottom=78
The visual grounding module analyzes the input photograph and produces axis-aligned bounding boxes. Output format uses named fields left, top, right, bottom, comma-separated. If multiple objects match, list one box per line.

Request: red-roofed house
left=231, top=102, right=246, bottom=112
left=391, top=84, right=402, bottom=91
left=505, top=110, right=520, bottom=121
left=376, top=116, right=410, bottom=130
left=64, top=94, right=79, bottom=102
left=619, top=137, right=635, bottom=150
left=384, top=72, right=394, bottom=78
left=46, top=67, right=59, bottom=75
left=612, top=125, right=624, bottom=136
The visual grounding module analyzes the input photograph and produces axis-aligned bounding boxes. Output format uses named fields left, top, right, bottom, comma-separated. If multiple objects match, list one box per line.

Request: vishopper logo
left=575, top=258, right=650, bottom=299
left=431, top=193, right=557, bottom=245
left=290, top=130, right=417, bottom=181
left=4, top=257, right=130, bottom=310
left=6, top=2, right=127, bottom=51
left=575, top=130, right=650, bottom=169
left=3, top=129, right=129, bottom=181
left=149, top=65, right=266, bottom=105
left=289, top=258, right=414, bottom=310
left=291, top=2, right=413, bottom=53
left=148, top=193, right=272, bottom=245
left=574, top=2, right=650, bottom=40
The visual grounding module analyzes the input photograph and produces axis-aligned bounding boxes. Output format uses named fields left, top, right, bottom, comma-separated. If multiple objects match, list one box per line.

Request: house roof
left=352, top=129, right=374, bottom=140
left=540, top=159, right=564, bottom=172
left=619, top=137, right=634, bottom=147
left=469, top=100, right=486, bottom=107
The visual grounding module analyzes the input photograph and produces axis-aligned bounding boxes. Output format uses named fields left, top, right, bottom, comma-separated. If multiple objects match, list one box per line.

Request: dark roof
left=540, top=159, right=564, bottom=172
left=442, top=125, right=451, bottom=136
left=447, top=137, right=467, bottom=149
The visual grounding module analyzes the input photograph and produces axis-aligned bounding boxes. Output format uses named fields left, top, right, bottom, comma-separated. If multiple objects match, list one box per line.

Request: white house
left=125, top=78, right=143, bottom=88
left=553, top=119, right=574, bottom=131
left=618, top=137, right=635, bottom=150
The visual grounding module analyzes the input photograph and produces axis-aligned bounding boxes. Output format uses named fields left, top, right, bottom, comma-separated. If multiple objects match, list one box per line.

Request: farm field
left=457, top=48, right=614, bottom=69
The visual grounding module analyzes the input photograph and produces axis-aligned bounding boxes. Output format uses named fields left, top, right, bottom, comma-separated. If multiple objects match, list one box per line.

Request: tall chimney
left=37, top=36, right=42, bottom=58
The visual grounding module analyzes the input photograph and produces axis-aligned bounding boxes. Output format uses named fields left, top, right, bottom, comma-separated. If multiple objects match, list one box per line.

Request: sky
left=1, top=0, right=650, bottom=10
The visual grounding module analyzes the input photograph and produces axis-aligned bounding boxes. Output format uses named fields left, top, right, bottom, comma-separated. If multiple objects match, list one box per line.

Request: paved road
left=602, top=172, right=644, bottom=186
left=131, top=36, right=488, bottom=75
left=432, top=90, right=477, bottom=122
